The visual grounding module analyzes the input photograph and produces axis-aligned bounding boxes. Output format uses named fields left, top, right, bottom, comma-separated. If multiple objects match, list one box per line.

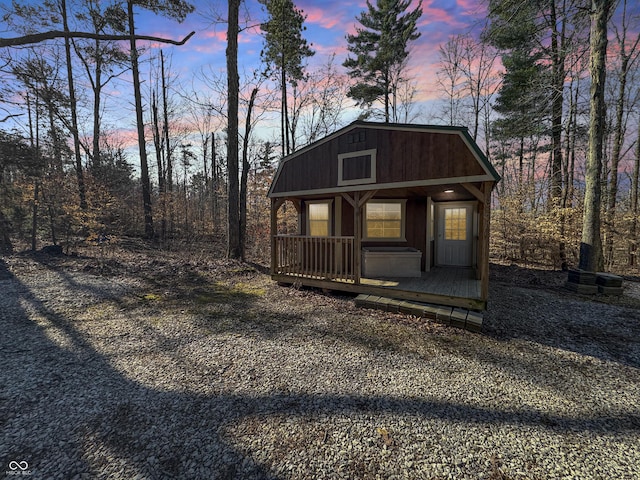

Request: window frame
left=306, top=199, right=333, bottom=237
left=337, top=149, right=377, bottom=186
left=363, top=199, right=407, bottom=241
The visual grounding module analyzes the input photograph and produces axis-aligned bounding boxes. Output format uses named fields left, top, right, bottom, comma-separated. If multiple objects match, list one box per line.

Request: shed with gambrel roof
left=268, top=121, right=500, bottom=311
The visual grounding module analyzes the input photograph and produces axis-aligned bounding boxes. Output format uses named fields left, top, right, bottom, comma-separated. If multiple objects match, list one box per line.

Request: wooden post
left=425, top=196, right=432, bottom=272
left=270, top=198, right=283, bottom=275
left=476, top=203, right=483, bottom=282
left=354, top=191, right=361, bottom=284
left=270, top=198, right=278, bottom=275
left=479, top=182, right=492, bottom=302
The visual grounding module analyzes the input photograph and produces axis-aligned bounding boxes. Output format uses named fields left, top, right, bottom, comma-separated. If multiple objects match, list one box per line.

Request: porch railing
left=273, top=235, right=356, bottom=282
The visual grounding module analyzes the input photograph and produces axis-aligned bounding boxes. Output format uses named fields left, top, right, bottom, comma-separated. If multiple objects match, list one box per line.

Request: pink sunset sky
left=4, top=0, right=639, bottom=163
left=87, top=0, right=502, bottom=152
left=131, top=0, right=490, bottom=109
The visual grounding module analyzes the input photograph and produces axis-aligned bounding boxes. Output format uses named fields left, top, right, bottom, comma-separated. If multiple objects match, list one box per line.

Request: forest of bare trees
left=0, top=0, right=638, bottom=275
left=437, top=0, right=640, bottom=273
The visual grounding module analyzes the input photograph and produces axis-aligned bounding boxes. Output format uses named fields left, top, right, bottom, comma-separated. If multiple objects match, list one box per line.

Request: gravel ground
left=1, top=252, right=639, bottom=479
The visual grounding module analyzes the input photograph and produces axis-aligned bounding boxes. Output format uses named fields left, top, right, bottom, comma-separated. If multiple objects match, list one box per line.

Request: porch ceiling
left=370, top=184, right=477, bottom=202
left=278, top=183, right=479, bottom=203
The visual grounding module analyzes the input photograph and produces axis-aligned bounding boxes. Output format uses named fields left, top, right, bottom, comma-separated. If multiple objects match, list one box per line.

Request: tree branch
left=0, top=114, right=23, bottom=123
left=0, top=30, right=195, bottom=48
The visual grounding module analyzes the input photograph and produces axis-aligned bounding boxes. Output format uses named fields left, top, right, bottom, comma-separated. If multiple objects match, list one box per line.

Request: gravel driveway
left=1, top=253, right=639, bottom=479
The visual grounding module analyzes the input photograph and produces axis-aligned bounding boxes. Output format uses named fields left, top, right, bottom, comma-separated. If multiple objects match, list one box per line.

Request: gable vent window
left=338, top=149, right=376, bottom=186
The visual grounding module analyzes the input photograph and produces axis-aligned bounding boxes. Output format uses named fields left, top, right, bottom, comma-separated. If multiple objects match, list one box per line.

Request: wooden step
left=597, top=285, right=624, bottom=296
left=596, top=273, right=623, bottom=288
left=568, top=269, right=597, bottom=285
left=565, top=281, right=598, bottom=294
left=354, top=294, right=483, bottom=332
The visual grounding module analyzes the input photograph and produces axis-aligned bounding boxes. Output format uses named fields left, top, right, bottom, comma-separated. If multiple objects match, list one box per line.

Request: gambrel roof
left=268, top=121, right=500, bottom=198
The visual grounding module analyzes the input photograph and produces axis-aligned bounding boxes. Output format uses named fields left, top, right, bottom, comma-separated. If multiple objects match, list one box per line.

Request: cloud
left=303, top=6, right=347, bottom=29
left=456, top=0, right=488, bottom=16
left=420, top=0, right=469, bottom=32
left=201, top=30, right=227, bottom=42
left=312, top=43, right=348, bottom=59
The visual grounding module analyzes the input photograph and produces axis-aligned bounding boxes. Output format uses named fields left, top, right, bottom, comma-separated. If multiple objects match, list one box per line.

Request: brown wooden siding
left=271, top=127, right=487, bottom=195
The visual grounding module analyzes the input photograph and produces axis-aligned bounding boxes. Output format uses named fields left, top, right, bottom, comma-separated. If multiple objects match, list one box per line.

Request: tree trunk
left=240, top=87, right=258, bottom=260
left=31, top=180, right=39, bottom=251
left=161, top=50, right=172, bottom=193
left=151, top=90, right=166, bottom=242
left=281, top=55, right=291, bottom=156
left=559, top=80, right=578, bottom=271
left=549, top=0, right=565, bottom=206
left=384, top=69, right=390, bottom=122
left=92, top=40, right=102, bottom=170
left=605, top=61, right=627, bottom=267
left=211, top=132, right=219, bottom=229
left=579, top=0, right=612, bottom=272
left=128, top=0, right=154, bottom=239
left=151, top=91, right=165, bottom=193
left=0, top=209, right=12, bottom=254
left=226, top=0, right=241, bottom=259
left=61, top=0, right=87, bottom=211
left=606, top=1, right=636, bottom=267
left=549, top=0, right=566, bottom=269
left=48, top=107, right=62, bottom=172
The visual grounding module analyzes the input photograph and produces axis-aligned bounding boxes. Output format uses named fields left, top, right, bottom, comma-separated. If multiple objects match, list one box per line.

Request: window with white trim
left=337, top=149, right=376, bottom=186
left=307, top=200, right=332, bottom=237
left=364, top=200, right=406, bottom=240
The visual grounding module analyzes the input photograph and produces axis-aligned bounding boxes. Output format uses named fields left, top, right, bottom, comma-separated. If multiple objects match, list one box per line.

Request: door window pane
left=444, top=207, right=466, bottom=241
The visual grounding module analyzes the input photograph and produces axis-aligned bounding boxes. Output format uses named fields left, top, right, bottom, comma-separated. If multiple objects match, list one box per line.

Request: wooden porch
left=271, top=235, right=485, bottom=310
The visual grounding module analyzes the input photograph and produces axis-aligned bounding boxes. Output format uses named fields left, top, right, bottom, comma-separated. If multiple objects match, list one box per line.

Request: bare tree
left=71, top=0, right=130, bottom=173
left=282, top=59, right=345, bottom=151
left=61, top=0, right=87, bottom=210
left=604, top=0, right=640, bottom=266
left=127, top=0, right=154, bottom=238
left=436, top=36, right=465, bottom=126
left=240, top=87, right=258, bottom=258
left=227, top=0, right=241, bottom=258
left=460, top=35, right=499, bottom=143
left=126, top=0, right=194, bottom=239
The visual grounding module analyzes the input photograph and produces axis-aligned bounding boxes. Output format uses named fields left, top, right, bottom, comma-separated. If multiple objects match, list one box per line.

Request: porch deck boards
left=360, top=267, right=480, bottom=299
left=273, top=266, right=484, bottom=310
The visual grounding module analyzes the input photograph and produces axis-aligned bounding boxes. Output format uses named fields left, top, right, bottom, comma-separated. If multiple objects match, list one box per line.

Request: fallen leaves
left=376, top=427, right=394, bottom=447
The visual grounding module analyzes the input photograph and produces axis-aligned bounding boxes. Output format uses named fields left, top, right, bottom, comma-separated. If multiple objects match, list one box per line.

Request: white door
left=437, top=203, right=473, bottom=267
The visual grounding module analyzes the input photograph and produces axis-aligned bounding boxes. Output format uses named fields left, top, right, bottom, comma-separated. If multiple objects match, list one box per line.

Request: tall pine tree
left=491, top=47, right=549, bottom=187
left=343, top=0, right=422, bottom=122
left=260, top=0, right=314, bottom=157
